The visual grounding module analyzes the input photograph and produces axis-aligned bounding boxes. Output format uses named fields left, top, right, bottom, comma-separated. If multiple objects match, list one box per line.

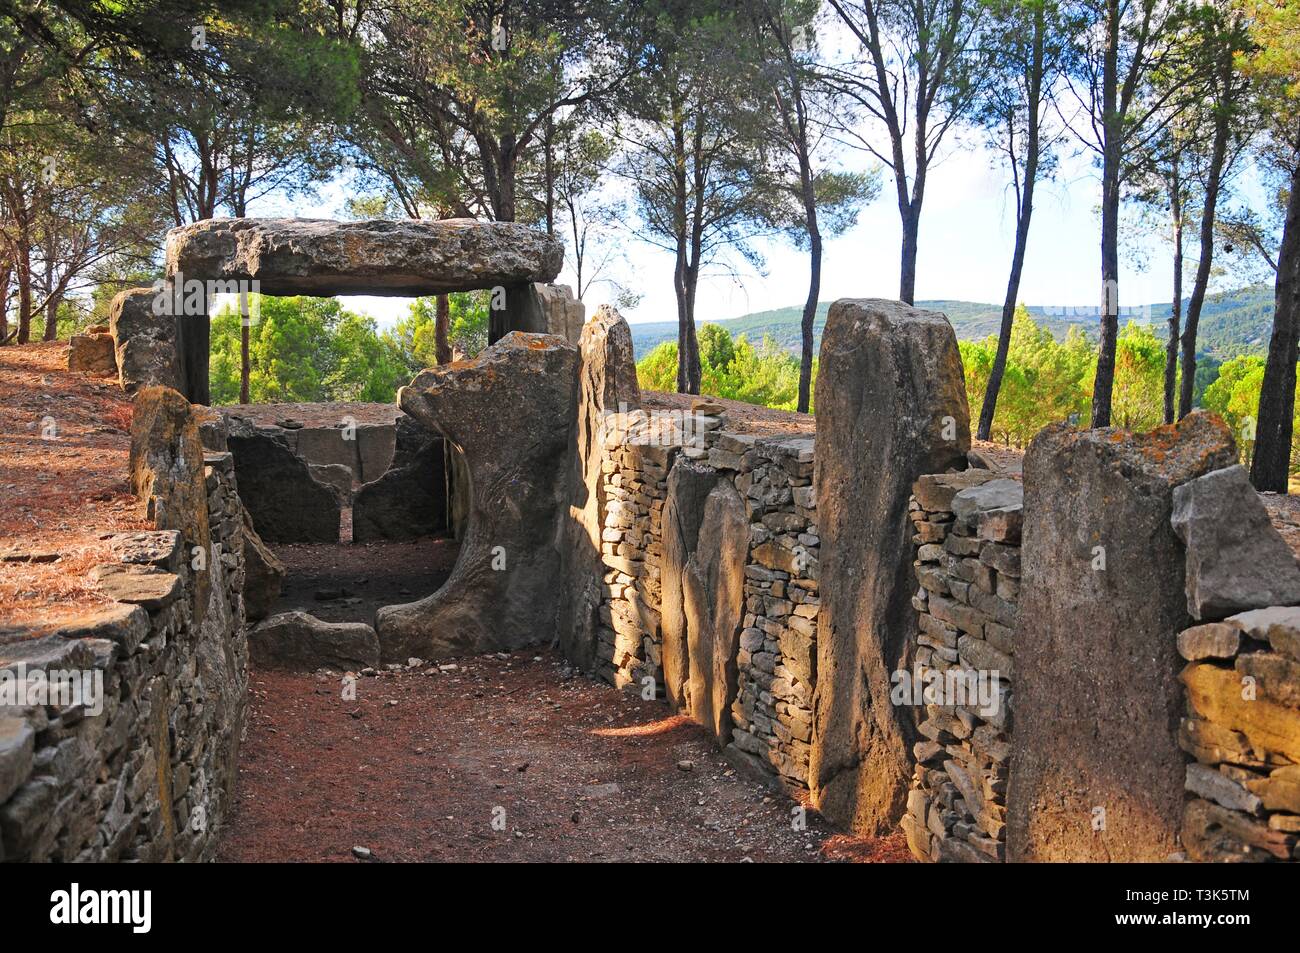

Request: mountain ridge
left=628, top=285, right=1274, bottom=361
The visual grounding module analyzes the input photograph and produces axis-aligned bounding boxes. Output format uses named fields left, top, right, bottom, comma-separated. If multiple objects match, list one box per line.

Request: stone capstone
left=1171, top=464, right=1300, bottom=620
left=809, top=298, right=970, bottom=834
left=165, top=217, right=563, bottom=297
left=249, top=611, right=379, bottom=670
left=375, top=332, right=579, bottom=662
left=1006, top=412, right=1237, bottom=862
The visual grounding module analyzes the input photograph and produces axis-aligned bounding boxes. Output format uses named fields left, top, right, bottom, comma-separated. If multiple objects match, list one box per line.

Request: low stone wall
left=1177, top=607, right=1300, bottom=861
left=1171, top=462, right=1300, bottom=862
left=0, top=446, right=248, bottom=862
left=585, top=397, right=821, bottom=792
left=719, top=434, right=819, bottom=792
left=902, top=471, right=1021, bottom=862
left=594, top=430, right=672, bottom=690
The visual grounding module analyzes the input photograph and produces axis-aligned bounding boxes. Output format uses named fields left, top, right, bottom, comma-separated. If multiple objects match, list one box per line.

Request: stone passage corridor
left=216, top=650, right=908, bottom=863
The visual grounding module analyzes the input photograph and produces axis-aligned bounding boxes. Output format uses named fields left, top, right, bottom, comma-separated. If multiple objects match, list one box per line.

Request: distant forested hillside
left=628, top=286, right=1274, bottom=360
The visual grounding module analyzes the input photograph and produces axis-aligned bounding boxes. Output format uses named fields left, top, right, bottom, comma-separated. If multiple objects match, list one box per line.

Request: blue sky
left=257, top=136, right=1245, bottom=332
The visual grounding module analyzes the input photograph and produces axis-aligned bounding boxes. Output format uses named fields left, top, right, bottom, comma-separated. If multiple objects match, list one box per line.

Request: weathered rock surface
left=356, top=424, right=398, bottom=483
left=296, top=426, right=359, bottom=473
left=1226, top=605, right=1300, bottom=661
left=165, top=217, right=563, bottom=297
left=129, top=386, right=211, bottom=623
left=1172, top=464, right=1300, bottom=620
left=951, top=478, right=1022, bottom=524
left=535, top=283, right=585, bottom=344
left=89, top=564, right=183, bottom=610
left=375, top=332, right=579, bottom=661
left=809, top=298, right=970, bottom=834
left=353, top=416, right=447, bottom=543
left=309, top=462, right=354, bottom=503
left=680, top=481, right=749, bottom=744
left=240, top=506, right=284, bottom=622
left=556, top=307, right=641, bottom=672
left=226, top=422, right=340, bottom=544
left=110, top=288, right=182, bottom=393
left=1007, top=412, right=1237, bottom=862
left=67, top=332, right=117, bottom=375
left=0, top=717, right=36, bottom=805
left=250, top=611, right=379, bottom=670
left=661, top=460, right=723, bottom=708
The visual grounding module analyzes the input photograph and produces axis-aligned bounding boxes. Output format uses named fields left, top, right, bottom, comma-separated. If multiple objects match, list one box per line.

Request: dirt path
left=217, top=650, right=909, bottom=863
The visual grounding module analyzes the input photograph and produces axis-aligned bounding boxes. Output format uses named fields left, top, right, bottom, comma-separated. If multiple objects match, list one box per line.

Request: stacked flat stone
left=714, top=434, right=819, bottom=792
left=0, top=465, right=249, bottom=862
left=595, top=410, right=686, bottom=688
left=1171, top=464, right=1300, bottom=862
left=902, top=470, right=1021, bottom=862
left=589, top=410, right=821, bottom=792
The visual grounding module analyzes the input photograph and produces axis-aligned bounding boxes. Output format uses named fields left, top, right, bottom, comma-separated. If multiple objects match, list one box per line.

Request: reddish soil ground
left=217, top=650, right=911, bottom=863
left=268, top=533, right=461, bottom=625
left=0, top=342, right=146, bottom=632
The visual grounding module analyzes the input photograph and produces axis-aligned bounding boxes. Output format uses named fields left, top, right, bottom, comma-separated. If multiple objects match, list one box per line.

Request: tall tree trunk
left=674, top=241, right=691, bottom=394
left=435, top=293, right=452, bottom=364
left=979, top=176, right=1037, bottom=440
left=15, top=248, right=31, bottom=344
left=799, top=220, right=822, bottom=414
left=240, top=322, right=250, bottom=403
left=899, top=200, right=919, bottom=305
left=1178, top=64, right=1233, bottom=420
left=1092, top=1, right=1122, bottom=428
left=543, top=116, right=555, bottom=236
left=980, top=18, right=1044, bottom=442
left=0, top=266, right=10, bottom=344
left=683, top=260, right=702, bottom=395
left=41, top=294, right=59, bottom=341
left=1251, top=149, right=1300, bottom=493
left=41, top=253, right=58, bottom=342
left=1166, top=173, right=1183, bottom=425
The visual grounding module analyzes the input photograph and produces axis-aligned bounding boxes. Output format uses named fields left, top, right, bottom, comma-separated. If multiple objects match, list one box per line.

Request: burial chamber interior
left=138, top=216, right=578, bottom=653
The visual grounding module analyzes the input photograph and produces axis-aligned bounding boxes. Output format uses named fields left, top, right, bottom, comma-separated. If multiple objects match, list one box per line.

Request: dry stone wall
left=0, top=445, right=249, bottom=862
left=583, top=394, right=821, bottom=792
left=1171, top=463, right=1300, bottom=862
left=902, top=470, right=1021, bottom=862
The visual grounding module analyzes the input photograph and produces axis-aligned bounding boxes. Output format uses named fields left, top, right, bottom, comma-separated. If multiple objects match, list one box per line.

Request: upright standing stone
left=680, top=481, right=749, bottom=744
left=661, top=460, right=723, bottom=708
left=376, top=332, right=579, bottom=662
left=809, top=298, right=970, bottom=833
left=556, top=307, right=640, bottom=673
left=110, top=288, right=182, bottom=394
left=1007, top=413, right=1236, bottom=862
left=128, top=386, right=212, bottom=626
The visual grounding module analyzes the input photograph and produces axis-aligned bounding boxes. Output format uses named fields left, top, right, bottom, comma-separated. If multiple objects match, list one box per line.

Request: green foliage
left=210, top=295, right=407, bottom=404
left=389, top=292, right=490, bottom=372
left=1202, top=355, right=1300, bottom=474
left=636, top=341, right=680, bottom=393
left=698, top=323, right=735, bottom=371
left=636, top=328, right=812, bottom=412
left=961, top=308, right=1138, bottom=446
